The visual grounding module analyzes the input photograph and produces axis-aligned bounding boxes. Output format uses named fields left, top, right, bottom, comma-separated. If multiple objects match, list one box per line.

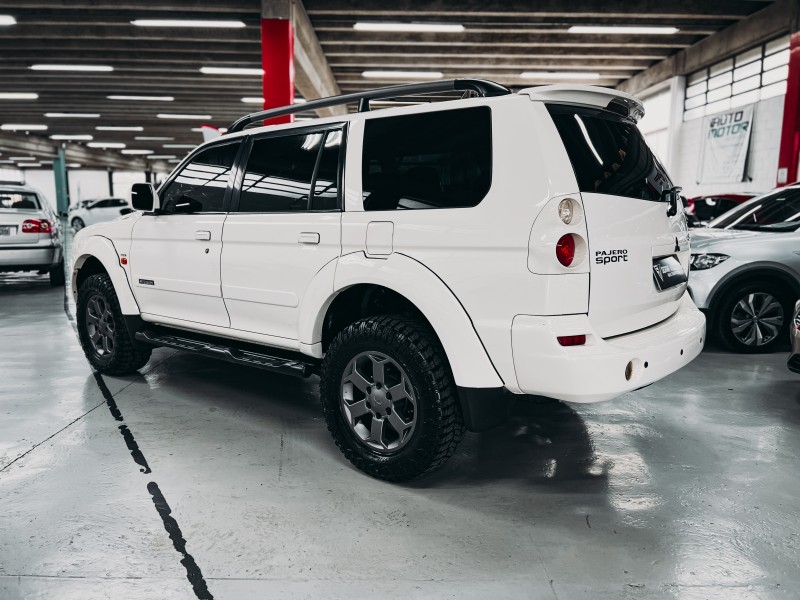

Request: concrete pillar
left=666, top=76, right=686, bottom=175
left=777, top=29, right=800, bottom=186
left=52, top=146, right=69, bottom=215
left=261, top=0, right=294, bottom=124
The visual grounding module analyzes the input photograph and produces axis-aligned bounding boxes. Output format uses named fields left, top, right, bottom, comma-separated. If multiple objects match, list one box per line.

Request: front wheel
left=320, top=315, right=465, bottom=482
left=71, top=217, right=85, bottom=232
left=77, top=273, right=152, bottom=374
left=715, top=281, right=790, bottom=353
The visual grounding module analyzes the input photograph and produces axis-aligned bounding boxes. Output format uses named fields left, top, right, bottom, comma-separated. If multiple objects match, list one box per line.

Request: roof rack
left=227, top=78, right=511, bottom=134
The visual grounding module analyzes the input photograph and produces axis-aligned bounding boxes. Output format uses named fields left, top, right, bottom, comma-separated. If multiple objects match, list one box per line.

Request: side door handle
left=298, top=232, right=320, bottom=245
left=195, top=230, right=211, bottom=241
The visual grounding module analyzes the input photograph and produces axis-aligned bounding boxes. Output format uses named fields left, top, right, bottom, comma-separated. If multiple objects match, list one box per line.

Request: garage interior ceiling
left=0, top=0, right=779, bottom=170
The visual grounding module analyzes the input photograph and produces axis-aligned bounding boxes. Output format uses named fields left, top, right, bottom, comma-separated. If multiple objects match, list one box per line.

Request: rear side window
left=160, top=141, right=240, bottom=214
left=547, top=105, right=673, bottom=201
left=361, top=106, right=492, bottom=211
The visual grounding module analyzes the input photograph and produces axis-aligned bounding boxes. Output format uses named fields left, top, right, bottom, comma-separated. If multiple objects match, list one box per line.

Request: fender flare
left=299, top=252, right=504, bottom=389
left=71, top=235, right=141, bottom=315
left=706, top=262, right=800, bottom=316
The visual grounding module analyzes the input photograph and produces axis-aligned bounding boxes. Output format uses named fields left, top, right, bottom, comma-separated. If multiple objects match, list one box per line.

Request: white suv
left=70, top=79, right=705, bottom=481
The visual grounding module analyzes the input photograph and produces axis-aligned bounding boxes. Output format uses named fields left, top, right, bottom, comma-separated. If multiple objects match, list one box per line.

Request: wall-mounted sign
left=697, top=105, right=754, bottom=184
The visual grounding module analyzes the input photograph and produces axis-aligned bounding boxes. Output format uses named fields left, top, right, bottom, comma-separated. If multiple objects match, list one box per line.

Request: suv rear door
left=547, top=104, right=690, bottom=337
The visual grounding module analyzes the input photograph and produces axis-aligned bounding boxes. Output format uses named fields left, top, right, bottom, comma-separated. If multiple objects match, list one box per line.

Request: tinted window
left=361, top=106, right=492, bottom=211
left=239, top=131, right=326, bottom=213
left=92, top=200, right=110, bottom=208
left=711, top=188, right=800, bottom=232
left=547, top=105, right=673, bottom=201
left=311, top=130, right=342, bottom=211
left=160, top=142, right=240, bottom=213
left=0, top=192, right=40, bottom=210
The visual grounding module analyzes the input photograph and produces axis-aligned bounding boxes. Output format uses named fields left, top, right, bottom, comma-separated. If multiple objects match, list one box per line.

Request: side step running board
left=135, top=330, right=314, bottom=378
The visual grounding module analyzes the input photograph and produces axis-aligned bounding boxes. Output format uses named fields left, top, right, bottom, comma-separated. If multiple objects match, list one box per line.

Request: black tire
left=77, top=273, right=152, bottom=375
left=320, top=315, right=465, bottom=482
left=71, top=217, right=85, bottom=231
left=714, top=280, right=791, bottom=353
left=49, top=260, right=65, bottom=286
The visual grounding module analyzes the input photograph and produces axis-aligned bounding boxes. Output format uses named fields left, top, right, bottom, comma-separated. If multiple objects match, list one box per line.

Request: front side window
left=0, top=192, right=41, bottom=210
left=547, top=105, right=673, bottom=201
left=160, top=142, right=240, bottom=213
left=361, top=106, right=492, bottom=211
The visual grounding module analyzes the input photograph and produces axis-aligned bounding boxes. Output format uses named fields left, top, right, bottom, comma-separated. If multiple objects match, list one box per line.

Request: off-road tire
left=77, top=273, right=152, bottom=374
left=715, top=280, right=790, bottom=353
left=49, top=260, right=65, bottom=286
left=320, top=315, right=465, bottom=482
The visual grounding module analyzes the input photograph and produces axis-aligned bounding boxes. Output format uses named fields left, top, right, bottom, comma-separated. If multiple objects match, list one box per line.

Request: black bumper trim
left=456, top=386, right=515, bottom=432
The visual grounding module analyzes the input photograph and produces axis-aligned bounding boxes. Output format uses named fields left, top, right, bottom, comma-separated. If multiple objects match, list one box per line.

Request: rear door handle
left=298, top=232, right=320, bottom=245
left=195, top=230, right=211, bottom=241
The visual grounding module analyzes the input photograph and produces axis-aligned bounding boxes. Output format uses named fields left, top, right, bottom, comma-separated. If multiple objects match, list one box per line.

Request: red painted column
left=777, top=31, right=800, bottom=187
left=261, top=18, right=294, bottom=125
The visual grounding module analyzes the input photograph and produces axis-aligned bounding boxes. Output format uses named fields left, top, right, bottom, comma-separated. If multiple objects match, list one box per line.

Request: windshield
left=709, top=187, right=800, bottom=232
left=0, top=191, right=41, bottom=211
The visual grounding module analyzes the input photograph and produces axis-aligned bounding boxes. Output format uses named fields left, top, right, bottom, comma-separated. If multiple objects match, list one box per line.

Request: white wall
left=672, top=95, right=784, bottom=197
left=21, top=168, right=115, bottom=210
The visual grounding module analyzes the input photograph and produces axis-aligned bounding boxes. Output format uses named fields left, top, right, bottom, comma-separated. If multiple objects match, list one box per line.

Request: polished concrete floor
left=1, top=270, right=798, bottom=600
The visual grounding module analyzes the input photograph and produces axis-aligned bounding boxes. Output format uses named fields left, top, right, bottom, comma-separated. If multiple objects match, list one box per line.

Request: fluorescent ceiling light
left=521, top=71, right=602, bottom=79
left=50, top=134, right=93, bottom=140
left=136, top=136, right=173, bottom=141
left=168, top=159, right=182, bottom=163
left=0, top=15, right=17, bottom=25
left=30, top=64, right=114, bottom=72
left=17, top=163, right=41, bottom=168
left=147, top=155, right=177, bottom=159
left=132, top=19, right=245, bottom=28
left=87, top=142, right=126, bottom=148
left=1, top=124, right=47, bottom=131
left=354, top=22, right=464, bottom=33
left=96, top=126, right=144, bottom=131
left=163, top=144, right=195, bottom=148
left=241, top=97, right=264, bottom=104
left=0, top=92, right=38, bottom=100
left=157, top=113, right=212, bottom=119
left=108, top=95, right=174, bottom=102
left=67, top=163, right=81, bottom=168
left=362, top=70, right=443, bottom=79
left=121, top=149, right=153, bottom=155
left=200, top=66, right=263, bottom=76
left=294, top=98, right=306, bottom=104
left=0, top=160, right=14, bottom=164
left=10, top=156, right=36, bottom=160
left=46, top=112, right=99, bottom=118
left=568, top=25, right=679, bottom=35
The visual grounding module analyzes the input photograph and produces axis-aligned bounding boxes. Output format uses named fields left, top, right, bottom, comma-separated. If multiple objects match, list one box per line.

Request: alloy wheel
left=730, top=292, right=784, bottom=347
left=85, top=293, right=116, bottom=356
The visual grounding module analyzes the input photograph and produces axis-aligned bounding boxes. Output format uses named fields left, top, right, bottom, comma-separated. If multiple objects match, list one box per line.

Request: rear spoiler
left=519, top=85, right=645, bottom=123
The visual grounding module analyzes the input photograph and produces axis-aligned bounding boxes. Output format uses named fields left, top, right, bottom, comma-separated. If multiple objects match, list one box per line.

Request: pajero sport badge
left=595, top=249, right=628, bottom=264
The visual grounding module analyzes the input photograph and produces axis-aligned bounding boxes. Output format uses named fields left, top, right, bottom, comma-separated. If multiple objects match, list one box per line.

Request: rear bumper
left=511, top=293, right=706, bottom=403
left=0, top=245, right=62, bottom=271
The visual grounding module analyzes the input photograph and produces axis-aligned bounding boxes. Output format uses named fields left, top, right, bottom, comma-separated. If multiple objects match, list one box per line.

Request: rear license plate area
left=653, top=255, right=687, bottom=291
left=0, top=226, right=15, bottom=236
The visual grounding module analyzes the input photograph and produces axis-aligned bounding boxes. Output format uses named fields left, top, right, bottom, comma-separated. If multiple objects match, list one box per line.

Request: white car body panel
left=71, top=198, right=130, bottom=228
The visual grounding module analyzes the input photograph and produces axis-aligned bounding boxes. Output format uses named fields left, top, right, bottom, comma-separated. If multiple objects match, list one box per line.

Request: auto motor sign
left=697, top=105, right=754, bottom=184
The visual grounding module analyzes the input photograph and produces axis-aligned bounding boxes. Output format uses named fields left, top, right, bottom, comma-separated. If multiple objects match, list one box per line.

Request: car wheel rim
left=730, top=292, right=784, bottom=347
left=85, top=294, right=116, bottom=356
left=73, top=219, right=83, bottom=230
left=340, top=351, right=417, bottom=454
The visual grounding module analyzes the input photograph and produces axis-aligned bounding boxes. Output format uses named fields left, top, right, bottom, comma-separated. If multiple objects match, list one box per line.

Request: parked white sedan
left=70, top=198, right=132, bottom=231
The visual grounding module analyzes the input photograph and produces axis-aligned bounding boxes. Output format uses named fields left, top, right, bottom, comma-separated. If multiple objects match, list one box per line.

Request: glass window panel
left=764, top=48, right=790, bottom=71
left=707, top=85, right=732, bottom=103
left=160, top=142, right=239, bottom=213
left=683, top=106, right=706, bottom=121
left=760, top=80, right=788, bottom=100
left=687, top=69, right=708, bottom=85
left=685, top=94, right=707, bottom=110
left=731, top=89, right=760, bottom=108
left=709, top=58, right=733, bottom=77
left=707, top=71, right=733, bottom=90
left=733, top=60, right=761, bottom=81
left=735, top=46, right=762, bottom=66
left=762, top=64, right=789, bottom=86
left=310, top=130, right=342, bottom=211
left=732, top=75, right=760, bottom=95
left=705, top=98, right=732, bottom=116
left=765, top=34, right=790, bottom=56
left=686, top=81, right=707, bottom=98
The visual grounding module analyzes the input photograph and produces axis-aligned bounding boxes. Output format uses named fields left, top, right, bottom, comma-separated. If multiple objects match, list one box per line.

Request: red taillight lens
left=22, top=219, right=53, bottom=234
left=557, top=334, right=586, bottom=346
left=556, top=234, right=576, bottom=267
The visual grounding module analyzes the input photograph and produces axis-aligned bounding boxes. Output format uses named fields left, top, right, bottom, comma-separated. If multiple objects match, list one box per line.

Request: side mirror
left=131, top=183, right=160, bottom=212
left=662, top=186, right=682, bottom=217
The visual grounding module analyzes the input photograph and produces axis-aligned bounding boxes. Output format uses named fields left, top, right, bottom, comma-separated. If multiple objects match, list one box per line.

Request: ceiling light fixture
left=107, top=95, right=174, bottom=101
left=132, top=19, right=246, bottom=28
left=520, top=71, right=602, bottom=79
left=362, top=70, right=443, bottom=79
left=1, top=124, right=47, bottom=131
left=201, top=66, right=264, bottom=76
left=162, top=144, right=196, bottom=148
left=30, top=64, right=114, bottom=72
left=10, top=156, right=36, bottom=161
left=67, top=163, right=82, bottom=168
left=17, top=163, right=41, bottom=168
left=241, top=97, right=264, bottom=104
left=87, top=142, right=126, bottom=148
left=121, top=149, right=153, bottom=155
left=157, top=113, right=212, bottom=120
left=96, top=126, right=144, bottom=131
left=50, top=134, right=93, bottom=140
left=0, top=92, right=38, bottom=100
left=136, top=136, right=173, bottom=141
left=45, top=112, right=99, bottom=118
left=0, top=15, right=17, bottom=25
left=353, top=22, right=464, bottom=33
left=568, top=25, right=679, bottom=35
left=147, top=155, right=177, bottom=159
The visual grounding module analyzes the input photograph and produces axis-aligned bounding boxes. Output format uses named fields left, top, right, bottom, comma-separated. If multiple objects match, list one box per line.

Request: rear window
left=547, top=105, right=673, bottom=201
left=0, top=192, right=41, bottom=210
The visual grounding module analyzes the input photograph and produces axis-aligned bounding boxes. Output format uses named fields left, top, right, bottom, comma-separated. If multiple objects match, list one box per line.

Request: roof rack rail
left=226, top=78, right=511, bottom=134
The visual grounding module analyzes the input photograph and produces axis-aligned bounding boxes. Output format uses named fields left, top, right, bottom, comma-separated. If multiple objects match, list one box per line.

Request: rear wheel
left=715, top=281, right=790, bottom=353
left=77, top=273, right=151, bottom=374
left=71, top=217, right=85, bottom=231
left=320, top=315, right=464, bottom=482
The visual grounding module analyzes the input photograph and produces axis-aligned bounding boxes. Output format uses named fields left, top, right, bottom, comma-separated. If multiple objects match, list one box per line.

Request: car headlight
left=689, top=253, right=730, bottom=270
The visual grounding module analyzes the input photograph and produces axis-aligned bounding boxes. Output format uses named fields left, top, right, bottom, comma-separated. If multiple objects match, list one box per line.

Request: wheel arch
left=706, top=263, right=800, bottom=322
left=71, top=235, right=141, bottom=315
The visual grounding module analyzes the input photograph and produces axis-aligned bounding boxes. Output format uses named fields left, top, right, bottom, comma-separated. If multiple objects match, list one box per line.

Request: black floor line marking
left=61, top=231, right=213, bottom=600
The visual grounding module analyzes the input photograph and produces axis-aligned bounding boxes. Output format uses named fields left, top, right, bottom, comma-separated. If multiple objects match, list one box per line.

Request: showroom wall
left=23, top=169, right=111, bottom=210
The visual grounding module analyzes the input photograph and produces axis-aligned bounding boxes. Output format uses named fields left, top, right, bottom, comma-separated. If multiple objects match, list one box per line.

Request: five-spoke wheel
left=85, top=293, right=116, bottom=356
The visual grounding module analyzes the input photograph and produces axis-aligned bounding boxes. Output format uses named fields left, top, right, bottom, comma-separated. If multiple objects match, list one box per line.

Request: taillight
left=557, top=335, right=586, bottom=346
left=555, top=234, right=576, bottom=267
left=22, top=219, right=53, bottom=234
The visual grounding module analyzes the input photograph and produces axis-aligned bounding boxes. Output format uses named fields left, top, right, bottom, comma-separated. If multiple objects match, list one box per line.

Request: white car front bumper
left=511, top=293, right=706, bottom=403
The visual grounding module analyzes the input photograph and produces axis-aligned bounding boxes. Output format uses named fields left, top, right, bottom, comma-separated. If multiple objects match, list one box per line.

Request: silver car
left=0, top=184, right=64, bottom=286
left=789, top=300, right=800, bottom=373
left=688, top=184, right=800, bottom=353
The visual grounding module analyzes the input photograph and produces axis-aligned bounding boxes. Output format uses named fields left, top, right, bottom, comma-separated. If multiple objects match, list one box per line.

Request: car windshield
left=708, top=187, right=800, bottom=232
left=0, top=191, right=41, bottom=210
